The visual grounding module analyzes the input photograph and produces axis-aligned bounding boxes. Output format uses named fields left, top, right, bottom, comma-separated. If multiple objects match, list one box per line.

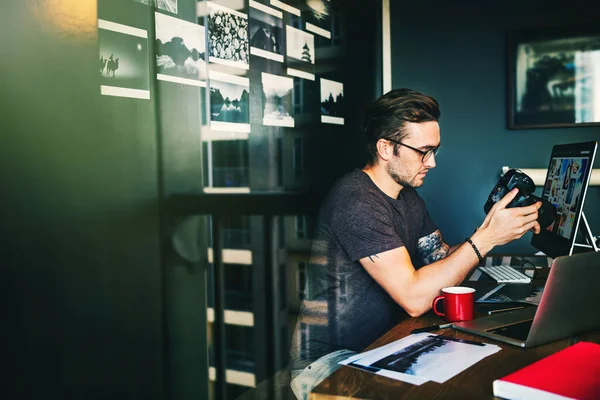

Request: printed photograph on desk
left=98, top=19, right=150, bottom=100
left=207, top=1, right=249, bottom=70
left=320, top=78, right=344, bottom=125
left=209, top=71, right=250, bottom=132
left=351, top=333, right=501, bottom=384
left=155, top=12, right=207, bottom=87
left=134, top=0, right=177, bottom=14
left=249, top=0, right=285, bottom=63
left=262, top=73, right=294, bottom=127
left=302, top=0, right=331, bottom=39
left=286, top=26, right=315, bottom=81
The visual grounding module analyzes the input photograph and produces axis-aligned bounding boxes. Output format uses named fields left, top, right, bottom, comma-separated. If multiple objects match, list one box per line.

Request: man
left=290, top=88, right=541, bottom=399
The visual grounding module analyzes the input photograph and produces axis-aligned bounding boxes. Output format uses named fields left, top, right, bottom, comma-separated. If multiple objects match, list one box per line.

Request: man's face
left=386, top=121, right=440, bottom=188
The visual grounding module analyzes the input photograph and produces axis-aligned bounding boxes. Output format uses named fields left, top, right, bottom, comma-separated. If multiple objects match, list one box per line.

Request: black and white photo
left=208, top=2, right=249, bottom=70
left=353, top=334, right=501, bottom=384
left=209, top=71, right=250, bottom=132
left=320, top=78, right=344, bottom=124
left=286, top=25, right=315, bottom=80
left=155, top=12, right=207, bottom=86
left=262, top=73, right=294, bottom=127
left=134, top=0, right=177, bottom=14
left=303, top=0, right=331, bottom=39
left=98, top=19, right=150, bottom=99
left=249, top=1, right=285, bottom=63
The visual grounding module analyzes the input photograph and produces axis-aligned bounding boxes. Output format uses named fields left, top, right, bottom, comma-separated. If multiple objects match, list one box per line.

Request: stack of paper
left=339, top=333, right=501, bottom=385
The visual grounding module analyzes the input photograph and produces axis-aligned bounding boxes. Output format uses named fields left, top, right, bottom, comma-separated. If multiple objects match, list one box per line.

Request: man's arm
left=416, top=230, right=451, bottom=265
left=359, top=188, right=541, bottom=317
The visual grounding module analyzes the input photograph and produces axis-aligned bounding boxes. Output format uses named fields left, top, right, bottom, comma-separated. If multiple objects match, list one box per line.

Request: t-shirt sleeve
left=330, top=192, right=404, bottom=262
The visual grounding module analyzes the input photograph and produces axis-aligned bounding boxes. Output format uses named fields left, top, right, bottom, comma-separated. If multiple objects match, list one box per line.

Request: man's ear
left=376, top=138, right=393, bottom=162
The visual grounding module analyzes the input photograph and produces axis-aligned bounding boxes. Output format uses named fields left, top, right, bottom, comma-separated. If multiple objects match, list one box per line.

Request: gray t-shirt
left=291, top=169, right=437, bottom=369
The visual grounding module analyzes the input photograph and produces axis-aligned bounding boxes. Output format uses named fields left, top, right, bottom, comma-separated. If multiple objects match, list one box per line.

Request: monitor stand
left=572, top=212, right=599, bottom=253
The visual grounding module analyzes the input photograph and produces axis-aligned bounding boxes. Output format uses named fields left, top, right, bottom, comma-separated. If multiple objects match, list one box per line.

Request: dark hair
left=363, top=88, right=440, bottom=165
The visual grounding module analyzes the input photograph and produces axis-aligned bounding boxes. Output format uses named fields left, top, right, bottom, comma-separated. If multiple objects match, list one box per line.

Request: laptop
left=453, top=251, right=600, bottom=347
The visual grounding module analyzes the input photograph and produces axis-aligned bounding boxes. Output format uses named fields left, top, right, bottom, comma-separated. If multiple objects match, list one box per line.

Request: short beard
left=387, top=163, right=421, bottom=188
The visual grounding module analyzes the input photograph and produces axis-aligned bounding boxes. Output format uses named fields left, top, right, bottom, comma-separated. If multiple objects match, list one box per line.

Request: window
left=203, top=140, right=249, bottom=188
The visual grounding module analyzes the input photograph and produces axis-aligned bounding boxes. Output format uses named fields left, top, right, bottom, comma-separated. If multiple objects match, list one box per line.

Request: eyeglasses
left=386, top=138, right=441, bottom=163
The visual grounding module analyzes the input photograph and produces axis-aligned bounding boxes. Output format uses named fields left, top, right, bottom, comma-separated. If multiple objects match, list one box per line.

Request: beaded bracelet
left=465, top=237, right=484, bottom=263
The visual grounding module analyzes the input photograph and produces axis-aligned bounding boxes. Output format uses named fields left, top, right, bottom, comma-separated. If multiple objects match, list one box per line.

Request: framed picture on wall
left=508, top=24, right=600, bottom=129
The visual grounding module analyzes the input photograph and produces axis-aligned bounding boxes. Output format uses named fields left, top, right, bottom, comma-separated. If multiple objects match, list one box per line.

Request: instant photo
left=207, top=2, right=249, bottom=70
left=155, top=12, right=207, bottom=86
left=286, top=25, right=315, bottom=80
left=320, top=78, right=344, bottom=124
left=262, top=73, right=294, bottom=127
left=98, top=19, right=150, bottom=99
left=134, top=0, right=177, bottom=14
left=209, top=71, right=250, bottom=132
left=303, top=0, right=331, bottom=38
left=249, top=1, right=285, bottom=63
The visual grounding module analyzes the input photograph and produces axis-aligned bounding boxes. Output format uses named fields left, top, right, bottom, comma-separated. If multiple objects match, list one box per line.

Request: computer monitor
left=531, top=141, right=598, bottom=258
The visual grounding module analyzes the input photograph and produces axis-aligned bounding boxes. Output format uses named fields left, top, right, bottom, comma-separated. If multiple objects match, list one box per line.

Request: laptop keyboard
left=478, top=265, right=532, bottom=284
left=488, top=320, right=533, bottom=341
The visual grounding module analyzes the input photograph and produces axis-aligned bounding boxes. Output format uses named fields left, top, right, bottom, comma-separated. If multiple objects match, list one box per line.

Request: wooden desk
left=310, top=306, right=600, bottom=399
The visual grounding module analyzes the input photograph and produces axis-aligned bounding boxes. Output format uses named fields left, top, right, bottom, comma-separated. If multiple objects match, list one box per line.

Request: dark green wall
left=1, top=1, right=166, bottom=398
left=390, top=0, right=600, bottom=254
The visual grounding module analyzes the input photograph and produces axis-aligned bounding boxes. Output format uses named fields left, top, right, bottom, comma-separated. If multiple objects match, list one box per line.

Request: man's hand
left=478, top=188, right=542, bottom=247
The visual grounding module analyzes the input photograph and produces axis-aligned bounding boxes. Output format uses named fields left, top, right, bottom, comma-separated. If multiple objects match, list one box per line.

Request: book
left=493, top=341, right=600, bottom=400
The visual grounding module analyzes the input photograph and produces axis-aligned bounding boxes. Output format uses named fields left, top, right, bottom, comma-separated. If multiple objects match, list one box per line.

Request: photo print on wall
left=249, top=0, right=285, bottom=63
left=155, top=12, right=207, bottom=87
left=286, top=25, right=315, bottom=80
left=303, top=0, right=331, bottom=38
left=207, top=2, right=249, bottom=70
left=320, top=78, right=344, bottom=124
left=262, top=73, right=294, bottom=127
left=98, top=19, right=150, bottom=99
left=270, top=0, right=301, bottom=16
left=134, top=0, right=177, bottom=14
left=209, top=70, right=250, bottom=133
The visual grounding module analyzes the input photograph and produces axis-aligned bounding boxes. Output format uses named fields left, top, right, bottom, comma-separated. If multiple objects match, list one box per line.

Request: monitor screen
left=531, top=141, right=597, bottom=258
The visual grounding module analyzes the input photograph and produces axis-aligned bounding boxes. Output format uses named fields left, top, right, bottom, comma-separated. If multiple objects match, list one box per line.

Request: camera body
left=484, top=169, right=556, bottom=228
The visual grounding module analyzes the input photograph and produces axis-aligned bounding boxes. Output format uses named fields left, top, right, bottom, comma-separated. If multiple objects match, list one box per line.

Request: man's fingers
left=519, top=201, right=542, bottom=216
left=495, top=188, right=519, bottom=209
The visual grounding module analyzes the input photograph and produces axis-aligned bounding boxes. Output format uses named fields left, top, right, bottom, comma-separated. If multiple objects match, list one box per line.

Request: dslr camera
left=484, top=169, right=556, bottom=228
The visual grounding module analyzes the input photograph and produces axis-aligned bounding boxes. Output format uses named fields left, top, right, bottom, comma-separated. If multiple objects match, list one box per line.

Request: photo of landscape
left=262, top=72, right=294, bottom=127
left=320, top=78, right=344, bottom=124
left=98, top=19, right=150, bottom=99
left=209, top=71, right=250, bottom=132
left=155, top=12, right=207, bottom=86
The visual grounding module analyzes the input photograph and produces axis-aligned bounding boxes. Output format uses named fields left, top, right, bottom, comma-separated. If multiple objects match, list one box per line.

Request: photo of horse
left=98, top=19, right=150, bottom=99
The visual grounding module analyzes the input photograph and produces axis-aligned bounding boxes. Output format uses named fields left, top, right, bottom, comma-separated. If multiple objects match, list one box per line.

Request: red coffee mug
left=432, top=286, right=475, bottom=322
